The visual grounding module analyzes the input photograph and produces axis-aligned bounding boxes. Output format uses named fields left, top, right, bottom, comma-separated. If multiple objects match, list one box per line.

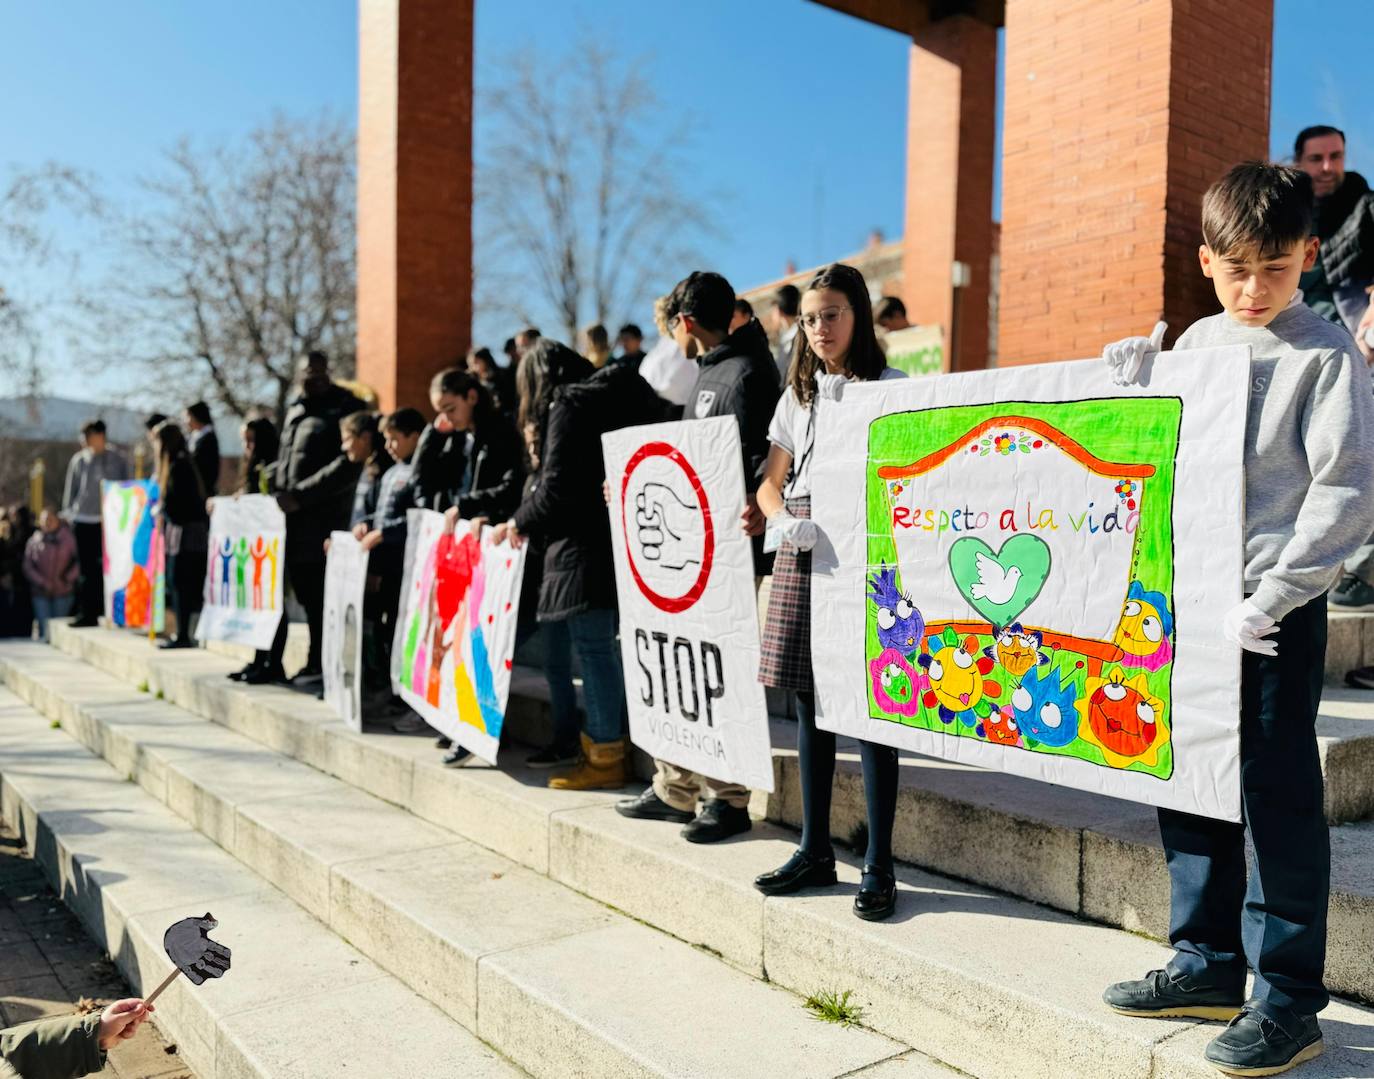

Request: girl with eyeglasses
left=752, top=262, right=905, bottom=921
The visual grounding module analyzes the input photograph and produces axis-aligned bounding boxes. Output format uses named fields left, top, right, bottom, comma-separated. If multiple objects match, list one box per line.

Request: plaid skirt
left=759, top=496, right=813, bottom=692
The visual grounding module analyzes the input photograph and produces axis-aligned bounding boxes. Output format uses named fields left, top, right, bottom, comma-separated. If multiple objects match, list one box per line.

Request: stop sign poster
left=603, top=416, right=774, bottom=792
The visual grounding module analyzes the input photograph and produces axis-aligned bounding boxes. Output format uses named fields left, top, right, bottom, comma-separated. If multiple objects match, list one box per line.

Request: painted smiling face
left=982, top=705, right=1021, bottom=746
left=1113, top=581, right=1174, bottom=672
left=985, top=622, right=1046, bottom=679
left=1010, top=664, right=1079, bottom=748
left=1077, top=669, right=1166, bottom=767
left=870, top=648, right=921, bottom=717
left=918, top=626, right=999, bottom=725
left=867, top=563, right=925, bottom=655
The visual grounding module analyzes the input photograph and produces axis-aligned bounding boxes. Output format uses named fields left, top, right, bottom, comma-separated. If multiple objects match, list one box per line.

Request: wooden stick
left=143, top=967, right=181, bottom=1006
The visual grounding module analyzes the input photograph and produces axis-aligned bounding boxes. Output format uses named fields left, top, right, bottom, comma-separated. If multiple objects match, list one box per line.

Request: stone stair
left=0, top=628, right=1372, bottom=1077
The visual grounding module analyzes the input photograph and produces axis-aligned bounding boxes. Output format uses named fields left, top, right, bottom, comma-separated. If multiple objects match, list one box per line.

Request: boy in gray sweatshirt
left=1099, top=162, right=1374, bottom=1076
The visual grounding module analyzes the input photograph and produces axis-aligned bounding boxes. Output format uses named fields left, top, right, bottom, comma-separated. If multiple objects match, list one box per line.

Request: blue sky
left=1, top=0, right=1369, bottom=403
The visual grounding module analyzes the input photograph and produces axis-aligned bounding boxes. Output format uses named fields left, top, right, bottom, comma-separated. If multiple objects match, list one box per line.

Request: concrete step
left=15, top=634, right=1374, bottom=1077
left=0, top=688, right=524, bottom=1079
left=0, top=642, right=904, bottom=1079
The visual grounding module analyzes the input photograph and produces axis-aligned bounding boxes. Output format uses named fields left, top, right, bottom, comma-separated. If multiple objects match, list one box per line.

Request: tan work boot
left=548, top=733, right=627, bottom=790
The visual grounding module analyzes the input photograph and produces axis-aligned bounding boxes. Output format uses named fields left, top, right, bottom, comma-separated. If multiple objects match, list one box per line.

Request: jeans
left=535, top=618, right=580, bottom=750
left=795, top=689, right=899, bottom=869
left=1159, top=593, right=1329, bottom=1016
left=559, top=608, right=626, bottom=744
left=32, top=594, right=73, bottom=642
left=73, top=521, right=102, bottom=621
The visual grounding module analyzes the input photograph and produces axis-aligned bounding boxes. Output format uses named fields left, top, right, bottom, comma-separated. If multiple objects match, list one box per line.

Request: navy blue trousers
left=1159, top=592, right=1329, bottom=1016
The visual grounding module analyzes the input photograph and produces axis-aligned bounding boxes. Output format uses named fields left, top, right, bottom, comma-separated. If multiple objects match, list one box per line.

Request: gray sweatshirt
left=61, top=447, right=129, bottom=524
left=1175, top=300, right=1374, bottom=620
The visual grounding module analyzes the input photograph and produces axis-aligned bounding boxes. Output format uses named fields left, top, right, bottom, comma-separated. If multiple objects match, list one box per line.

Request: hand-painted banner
left=196, top=495, right=285, bottom=650
left=810, top=348, right=1248, bottom=821
left=390, top=509, right=525, bottom=763
left=323, top=531, right=368, bottom=731
left=101, top=479, right=165, bottom=631
left=603, top=416, right=774, bottom=792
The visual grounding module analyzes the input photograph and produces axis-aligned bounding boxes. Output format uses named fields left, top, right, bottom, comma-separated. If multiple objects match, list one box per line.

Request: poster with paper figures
left=196, top=495, right=285, bottom=649
left=391, top=510, right=525, bottom=763
left=101, top=479, right=165, bottom=631
left=603, top=416, right=774, bottom=792
left=810, top=348, right=1249, bottom=821
left=323, top=532, right=368, bottom=731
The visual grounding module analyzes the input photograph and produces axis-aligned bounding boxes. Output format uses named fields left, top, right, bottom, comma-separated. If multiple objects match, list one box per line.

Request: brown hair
left=786, top=263, right=887, bottom=406
left=1201, top=161, right=1315, bottom=259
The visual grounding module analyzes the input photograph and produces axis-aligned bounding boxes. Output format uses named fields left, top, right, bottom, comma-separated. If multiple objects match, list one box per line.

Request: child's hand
left=770, top=512, right=818, bottom=552
left=739, top=497, right=764, bottom=537
left=490, top=520, right=524, bottom=549
left=1222, top=600, right=1277, bottom=656
left=351, top=522, right=368, bottom=541
left=443, top=507, right=460, bottom=534
left=360, top=530, right=383, bottom=552
left=98, top=998, right=152, bottom=1050
left=1103, top=321, right=1166, bottom=385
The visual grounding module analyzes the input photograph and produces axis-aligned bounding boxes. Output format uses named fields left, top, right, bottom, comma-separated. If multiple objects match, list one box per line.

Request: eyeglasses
left=799, top=306, right=851, bottom=331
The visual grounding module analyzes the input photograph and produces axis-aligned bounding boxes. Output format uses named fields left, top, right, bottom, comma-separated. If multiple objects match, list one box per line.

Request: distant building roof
left=0, top=395, right=243, bottom=454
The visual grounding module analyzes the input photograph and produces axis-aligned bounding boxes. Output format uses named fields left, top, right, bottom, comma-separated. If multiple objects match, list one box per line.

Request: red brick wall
left=904, top=15, right=997, bottom=372
left=997, top=0, right=1272, bottom=366
left=357, top=0, right=473, bottom=413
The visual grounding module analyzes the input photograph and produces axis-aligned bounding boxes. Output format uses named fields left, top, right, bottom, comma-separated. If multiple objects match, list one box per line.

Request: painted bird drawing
left=969, top=552, right=1022, bottom=605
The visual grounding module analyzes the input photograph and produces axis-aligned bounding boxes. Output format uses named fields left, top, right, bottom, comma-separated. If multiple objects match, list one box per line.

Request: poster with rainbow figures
left=196, top=495, right=285, bottom=649
left=391, top=509, right=526, bottom=763
left=101, top=479, right=165, bottom=632
left=810, top=347, right=1249, bottom=822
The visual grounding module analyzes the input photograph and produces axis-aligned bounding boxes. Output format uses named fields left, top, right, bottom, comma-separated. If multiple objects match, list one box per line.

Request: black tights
left=795, top=689, right=898, bottom=870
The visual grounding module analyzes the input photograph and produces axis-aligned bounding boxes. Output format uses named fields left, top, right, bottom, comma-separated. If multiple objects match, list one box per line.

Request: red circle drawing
left=620, top=442, right=714, bottom=613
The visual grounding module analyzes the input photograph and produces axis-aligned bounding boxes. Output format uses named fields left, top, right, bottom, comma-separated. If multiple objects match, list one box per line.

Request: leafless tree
left=475, top=43, right=712, bottom=345
left=0, top=164, right=98, bottom=395
left=91, top=114, right=355, bottom=424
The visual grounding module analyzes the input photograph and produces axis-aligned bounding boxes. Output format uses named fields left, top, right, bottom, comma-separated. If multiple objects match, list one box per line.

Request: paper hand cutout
left=164, top=913, right=231, bottom=985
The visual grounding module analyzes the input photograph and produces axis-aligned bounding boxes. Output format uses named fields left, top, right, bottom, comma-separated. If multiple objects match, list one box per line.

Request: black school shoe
left=242, top=663, right=289, bottom=686
left=853, top=864, right=897, bottom=921
left=754, top=849, right=838, bottom=895
left=1329, top=574, right=1374, bottom=612
left=1203, top=1003, right=1322, bottom=1076
left=681, top=800, right=752, bottom=844
left=615, top=788, right=694, bottom=823
left=1103, top=968, right=1243, bottom=1021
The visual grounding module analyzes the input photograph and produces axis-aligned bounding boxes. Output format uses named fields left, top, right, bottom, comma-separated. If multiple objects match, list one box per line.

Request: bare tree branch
left=85, top=113, right=355, bottom=425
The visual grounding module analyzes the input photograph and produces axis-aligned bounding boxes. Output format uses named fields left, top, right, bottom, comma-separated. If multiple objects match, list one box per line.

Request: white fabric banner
left=603, top=416, right=774, bottom=792
left=196, top=495, right=286, bottom=650
left=810, top=348, right=1248, bottom=821
left=323, top=532, right=368, bottom=731
left=390, top=509, right=526, bottom=764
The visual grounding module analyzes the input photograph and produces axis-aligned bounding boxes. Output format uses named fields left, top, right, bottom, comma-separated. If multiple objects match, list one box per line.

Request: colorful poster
left=810, top=348, right=1249, bottom=821
left=323, top=532, right=368, bottom=731
left=391, top=509, right=525, bottom=763
left=603, top=416, right=774, bottom=792
left=196, top=495, right=285, bottom=650
left=101, top=479, right=165, bottom=631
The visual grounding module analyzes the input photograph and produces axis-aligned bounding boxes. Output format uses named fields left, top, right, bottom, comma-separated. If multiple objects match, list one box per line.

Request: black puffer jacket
left=513, top=363, right=664, bottom=620
left=273, top=383, right=366, bottom=562
left=1318, top=171, right=1374, bottom=289
left=685, top=318, right=780, bottom=574
left=411, top=419, right=526, bottom=521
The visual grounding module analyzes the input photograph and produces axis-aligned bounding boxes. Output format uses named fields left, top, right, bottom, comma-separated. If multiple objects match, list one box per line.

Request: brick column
left=903, top=15, right=997, bottom=373
left=997, top=0, right=1272, bottom=366
left=357, top=0, right=473, bottom=412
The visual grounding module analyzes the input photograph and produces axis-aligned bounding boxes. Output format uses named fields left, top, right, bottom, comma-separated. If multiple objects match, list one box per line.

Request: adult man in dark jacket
left=254, top=351, right=364, bottom=684
left=1294, top=125, right=1374, bottom=352
left=183, top=401, right=221, bottom=494
left=616, top=270, right=780, bottom=843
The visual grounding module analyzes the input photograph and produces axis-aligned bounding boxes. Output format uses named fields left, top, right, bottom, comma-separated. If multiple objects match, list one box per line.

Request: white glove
left=1222, top=599, right=1277, bottom=656
left=817, top=373, right=847, bottom=402
left=1103, top=321, right=1166, bottom=386
left=771, top=512, right=818, bottom=552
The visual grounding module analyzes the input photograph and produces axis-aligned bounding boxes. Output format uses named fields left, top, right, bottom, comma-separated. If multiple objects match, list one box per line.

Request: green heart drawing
left=948, top=534, right=1052, bottom=627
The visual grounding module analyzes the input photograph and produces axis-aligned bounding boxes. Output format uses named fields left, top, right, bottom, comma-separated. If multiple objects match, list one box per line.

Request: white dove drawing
left=969, top=552, right=1022, bottom=605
